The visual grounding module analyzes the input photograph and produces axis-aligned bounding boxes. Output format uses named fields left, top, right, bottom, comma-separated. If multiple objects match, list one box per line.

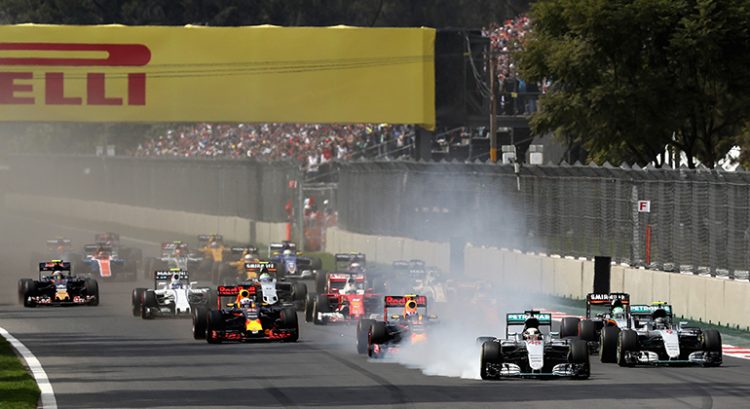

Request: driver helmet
left=174, top=247, right=184, bottom=256
left=612, top=306, right=625, bottom=319
left=239, top=296, right=253, bottom=309
left=56, top=245, right=66, bottom=254
left=403, top=299, right=418, bottom=319
left=170, top=274, right=182, bottom=289
left=259, top=272, right=273, bottom=284
left=653, top=316, right=667, bottom=329
left=282, top=249, right=293, bottom=257
left=52, top=270, right=65, bottom=283
left=343, top=277, right=356, bottom=293
left=523, top=327, right=541, bottom=340
left=349, top=262, right=363, bottom=273
left=210, top=240, right=219, bottom=248
left=243, top=254, right=254, bottom=262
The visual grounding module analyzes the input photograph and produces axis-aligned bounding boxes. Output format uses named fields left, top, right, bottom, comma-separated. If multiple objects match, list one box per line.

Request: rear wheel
left=560, top=317, right=581, bottom=339
left=132, top=288, right=146, bottom=317
left=304, top=294, right=315, bottom=323
left=368, top=321, right=388, bottom=358
left=192, top=307, right=208, bottom=339
left=617, top=329, right=638, bottom=367
left=600, top=326, right=620, bottom=363
left=141, top=290, right=157, bottom=319
left=315, top=273, right=327, bottom=294
left=206, top=310, right=224, bottom=344
left=85, top=279, right=99, bottom=306
left=18, top=279, right=33, bottom=305
left=357, top=319, right=374, bottom=354
left=280, top=308, right=299, bottom=342
left=22, top=282, right=37, bottom=308
left=480, top=341, right=502, bottom=380
left=702, top=329, right=722, bottom=367
left=569, top=339, right=590, bottom=379
left=313, top=294, right=330, bottom=325
left=292, top=282, right=308, bottom=302
left=579, top=319, right=597, bottom=342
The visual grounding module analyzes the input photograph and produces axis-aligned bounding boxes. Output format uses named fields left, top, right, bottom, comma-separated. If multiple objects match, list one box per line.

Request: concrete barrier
left=7, top=193, right=285, bottom=245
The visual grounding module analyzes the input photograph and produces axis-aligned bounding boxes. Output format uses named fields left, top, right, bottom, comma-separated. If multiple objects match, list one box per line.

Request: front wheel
left=85, top=279, right=100, bottom=306
left=599, top=326, right=620, bottom=363
left=617, top=329, right=638, bottom=367
left=480, top=341, right=502, bottom=380
left=132, top=288, right=146, bottom=317
left=192, top=307, right=208, bottom=340
left=357, top=319, right=374, bottom=354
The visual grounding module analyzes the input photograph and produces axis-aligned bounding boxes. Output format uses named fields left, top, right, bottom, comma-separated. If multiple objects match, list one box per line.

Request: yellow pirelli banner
left=0, top=25, right=435, bottom=128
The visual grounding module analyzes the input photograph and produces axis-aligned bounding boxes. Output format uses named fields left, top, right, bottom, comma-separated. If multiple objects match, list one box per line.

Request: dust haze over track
left=1, top=210, right=749, bottom=408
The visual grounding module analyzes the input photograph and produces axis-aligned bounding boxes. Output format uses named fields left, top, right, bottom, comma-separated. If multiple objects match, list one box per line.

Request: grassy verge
left=0, top=336, right=40, bottom=409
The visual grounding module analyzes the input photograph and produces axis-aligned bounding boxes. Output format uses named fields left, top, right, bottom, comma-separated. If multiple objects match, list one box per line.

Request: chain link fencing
left=337, top=161, right=750, bottom=279
left=5, top=154, right=299, bottom=223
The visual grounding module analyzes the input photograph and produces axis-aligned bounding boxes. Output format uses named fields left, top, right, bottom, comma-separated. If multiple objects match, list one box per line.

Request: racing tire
left=315, top=273, right=327, bottom=294
left=132, top=288, right=146, bottom=317
left=22, top=283, right=37, bottom=308
left=292, top=282, right=308, bottom=303
left=560, top=317, right=581, bottom=339
left=617, top=329, right=638, bottom=367
left=85, top=279, right=100, bottom=306
left=369, top=321, right=388, bottom=344
left=599, top=326, right=620, bottom=363
left=206, top=289, right=218, bottom=310
left=18, top=279, right=33, bottom=305
left=357, top=319, right=374, bottom=354
left=141, top=290, right=157, bottom=319
left=304, top=294, right=315, bottom=323
left=206, top=310, right=224, bottom=344
left=569, top=339, right=591, bottom=379
left=280, top=308, right=299, bottom=342
left=309, top=257, right=322, bottom=271
left=480, top=341, right=503, bottom=380
left=313, top=294, right=330, bottom=325
left=192, top=307, right=208, bottom=340
left=578, top=319, right=597, bottom=343
left=702, top=329, right=722, bottom=367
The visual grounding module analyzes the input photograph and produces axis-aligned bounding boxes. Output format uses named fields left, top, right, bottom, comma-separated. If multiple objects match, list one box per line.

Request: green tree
left=518, top=0, right=750, bottom=168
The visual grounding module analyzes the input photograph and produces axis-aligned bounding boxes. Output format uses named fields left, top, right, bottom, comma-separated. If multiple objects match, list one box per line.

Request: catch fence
left=337, top=161, right=750, bottom=278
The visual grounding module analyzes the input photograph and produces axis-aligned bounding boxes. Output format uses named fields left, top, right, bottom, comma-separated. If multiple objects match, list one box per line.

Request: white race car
left=132, top=270, right=212, bottom=319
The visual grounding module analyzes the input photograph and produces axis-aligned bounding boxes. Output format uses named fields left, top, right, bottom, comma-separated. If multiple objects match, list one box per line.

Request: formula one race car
left=559, top=292, right=632, bottom=361
left=18, top=261, right=99, bottom=307
left=478, top=310, right=590, bottom=379
left=610, top=303, right=722, bottom=367
left=132, top=269, right=213, bottom=319
left=306, top=272, right=381, bottom=325
left=143, top=241, right=203, bottom=279
left=316, top=252, right=369, bottom=293
left=357, top=294, right=437, bottom=357
left=268, top=241, right=321, bottom=279
left=79, top=244, right=137, bottom=280
left=192, top=283, right=299, bottom=343
left=29, top=238, right=82, bottom=272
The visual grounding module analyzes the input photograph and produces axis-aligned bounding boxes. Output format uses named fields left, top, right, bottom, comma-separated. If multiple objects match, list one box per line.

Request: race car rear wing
left=39, top=261, right=71, bottom=272
left=216, top=284, right=258, bottom=308
left=505, top=310, right=552, bottom=337
left=244, top=262, right=277, bottom=273
left=83, top=244, right=113, bottom=254
left=198, top=234, right=223, bottom=243
left=585, top=292, right=630, bottom=318
left=155, top=270, right=189, bottom=282
left=46, top=239, right=72, bottom=246
left=335, top=253, right=366, bottom=270
left=384, top=295, right=427, bottom=308
left=230, top=246, right=258, bottom=255
left=586, top=292, right=630, bottom=305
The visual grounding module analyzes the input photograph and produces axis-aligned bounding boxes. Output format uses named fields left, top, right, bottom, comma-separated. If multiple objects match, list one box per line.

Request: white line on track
left=0, top=327, right=57, bottom=409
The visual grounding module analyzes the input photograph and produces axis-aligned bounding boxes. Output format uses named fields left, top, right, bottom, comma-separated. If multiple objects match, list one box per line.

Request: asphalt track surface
left=1, top=211, right=750, bottom=409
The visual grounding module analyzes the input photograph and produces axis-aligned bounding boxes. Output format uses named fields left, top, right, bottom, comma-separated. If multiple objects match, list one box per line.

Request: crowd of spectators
left=483, top=16, right=547, bottom=115
left=132, top=123, right=414, bottom=172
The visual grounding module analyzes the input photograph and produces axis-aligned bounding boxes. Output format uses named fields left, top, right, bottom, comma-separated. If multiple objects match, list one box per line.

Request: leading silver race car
left=607, top=302, right=722, bottom=367
left=478, top=310, right=590, bottom=379
left=132, top=270, right=212, bottom=319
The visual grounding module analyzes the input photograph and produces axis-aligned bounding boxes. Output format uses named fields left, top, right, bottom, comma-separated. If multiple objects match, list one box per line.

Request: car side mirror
left=190, top=281, right=197, bottom=286
left=679, top=321, right=688, bottom=326
left=391, top=314, right=400, bottom=320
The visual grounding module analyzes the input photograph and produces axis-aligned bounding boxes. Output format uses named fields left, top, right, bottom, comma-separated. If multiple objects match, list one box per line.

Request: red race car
left=305, top=272, right=381, bottom=325
left=356, top=294, right=437, bottom=356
